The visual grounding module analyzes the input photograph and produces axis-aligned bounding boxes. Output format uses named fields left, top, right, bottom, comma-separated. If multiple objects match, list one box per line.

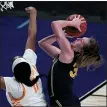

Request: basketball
left=65, top=14, right=87, bottom=37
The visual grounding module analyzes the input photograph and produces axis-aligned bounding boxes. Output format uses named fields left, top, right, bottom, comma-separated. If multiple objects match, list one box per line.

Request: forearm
left=25, top=7, right=37, bottom=52
left=28, top=12, right=37, bottom=37
left=51, top=20, right=74, bottom=30
left=38, top=34, right=61, bottom=58
left=51, top=20, right=74, bottom=38
left=38, top=34, right=56, bottom=45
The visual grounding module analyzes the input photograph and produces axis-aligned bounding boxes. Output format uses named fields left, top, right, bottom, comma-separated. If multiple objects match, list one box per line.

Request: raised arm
left=51, top=15, right=86, bottom=63
left=25, top=7, right=37, bottom=52
left=22, top=7, right=38, bottom=65
left=38, top=34, right=61, bottom=58
left=51, top=20, right=75, bottom=63
left=38, top=21, right=75, bottom=60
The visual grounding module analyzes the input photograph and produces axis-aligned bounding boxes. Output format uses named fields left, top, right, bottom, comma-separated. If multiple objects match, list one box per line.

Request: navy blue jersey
left=48, top=54, right=80, bottom=106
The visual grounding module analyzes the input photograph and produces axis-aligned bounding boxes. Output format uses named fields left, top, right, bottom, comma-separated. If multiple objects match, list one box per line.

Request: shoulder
left=58, top=51, right=74, bottom=64
left=4, top=77, right=21, bottom=92
left=23, top=49, right=37, bottom=65
left=3, top=77, right=14, bottom=84
left=4, top=77, right=24, bottom=99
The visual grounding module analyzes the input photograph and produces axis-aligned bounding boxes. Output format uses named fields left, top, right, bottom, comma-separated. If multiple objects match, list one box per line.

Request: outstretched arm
left=25, top=7, right=37, bottom=52
left=23, top=7, right=38, bottom=65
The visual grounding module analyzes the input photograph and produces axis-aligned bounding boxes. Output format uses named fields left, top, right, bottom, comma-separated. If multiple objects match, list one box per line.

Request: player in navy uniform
left=38, top=15, right=103, bottom=106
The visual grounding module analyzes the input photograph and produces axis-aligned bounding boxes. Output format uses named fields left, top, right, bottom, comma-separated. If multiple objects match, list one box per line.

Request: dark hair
left=75, top=37, right=104, bottom=71
left=14, top=62, right=39, bottom=87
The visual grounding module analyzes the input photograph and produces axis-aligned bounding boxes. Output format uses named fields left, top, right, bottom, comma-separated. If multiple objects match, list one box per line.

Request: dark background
left=0, top=1, right=107, bottom=22
left=0, top=1, right=107, bottom=106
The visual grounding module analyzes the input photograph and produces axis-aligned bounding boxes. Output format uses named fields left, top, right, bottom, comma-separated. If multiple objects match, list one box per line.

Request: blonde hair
left=75, top=37, right=104, bottom=71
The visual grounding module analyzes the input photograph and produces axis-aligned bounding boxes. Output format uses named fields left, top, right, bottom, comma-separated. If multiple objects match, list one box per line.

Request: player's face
left=71, top=37, right=90, bottom=52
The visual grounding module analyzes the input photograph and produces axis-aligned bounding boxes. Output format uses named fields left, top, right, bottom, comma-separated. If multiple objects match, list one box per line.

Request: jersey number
left=69, top=63, right=78, bottom=78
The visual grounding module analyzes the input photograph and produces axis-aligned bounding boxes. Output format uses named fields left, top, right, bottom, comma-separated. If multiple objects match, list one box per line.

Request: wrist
left=30, top=13, right=37, bottom=19
left=66, top=21, right=74, bottom=27
left=52, top=20, right=74, bottom=28
left=30, top=10, right=37, bottom=15
left=30, top=12, right=36, bottom=16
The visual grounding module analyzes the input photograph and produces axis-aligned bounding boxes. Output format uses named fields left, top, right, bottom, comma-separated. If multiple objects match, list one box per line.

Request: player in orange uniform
left=0, top=7, right=47, bottom=106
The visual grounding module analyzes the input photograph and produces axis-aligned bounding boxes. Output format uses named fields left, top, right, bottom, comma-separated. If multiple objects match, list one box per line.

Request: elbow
left=38, top=40, right=49, bottom=50
left=51, top=21, right=57, bottom=25
left=38, top=40, right=42, bottom=47
left=51, top=20, right=62, bottom=27
left=51, top=21, right=62, bottom=33
left=38, top=40, right=45, bottom=48
left=51, top=21, right=58, bottom=27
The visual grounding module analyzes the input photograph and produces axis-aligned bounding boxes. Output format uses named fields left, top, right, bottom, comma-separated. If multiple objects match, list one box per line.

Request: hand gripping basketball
left=71, top=15, right=86, bottom=32
left=66, top=14, right=87, bottom=37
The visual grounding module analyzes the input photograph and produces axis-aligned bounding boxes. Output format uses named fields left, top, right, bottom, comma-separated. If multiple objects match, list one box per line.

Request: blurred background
left=0, top=1, right=107, bottom=22
left=0, top=1, right=107, bottom=106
